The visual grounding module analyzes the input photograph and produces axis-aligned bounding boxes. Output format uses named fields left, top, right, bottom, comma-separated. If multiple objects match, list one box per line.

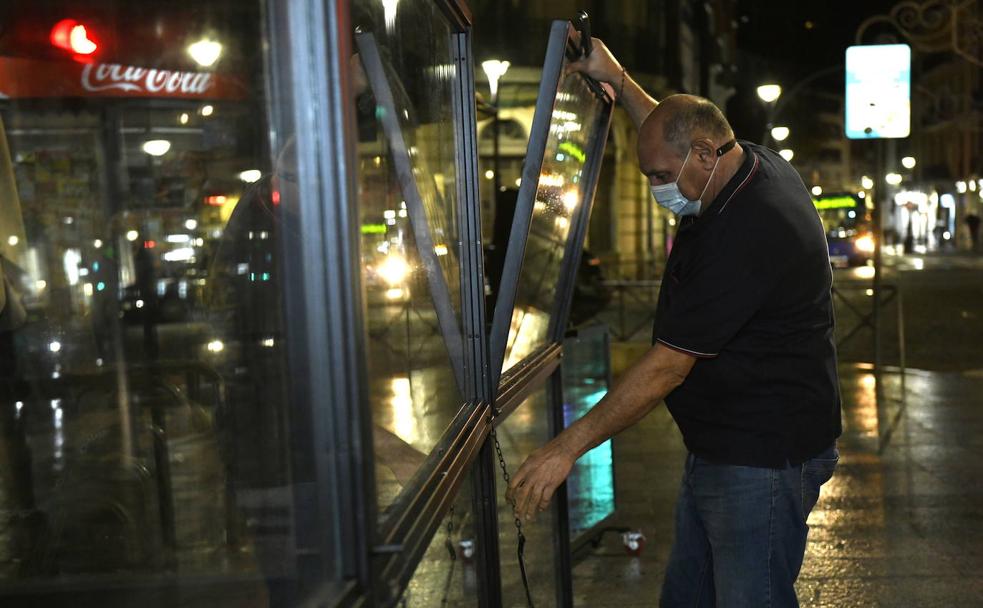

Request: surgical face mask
left=650, top=140, right=736, bottom=217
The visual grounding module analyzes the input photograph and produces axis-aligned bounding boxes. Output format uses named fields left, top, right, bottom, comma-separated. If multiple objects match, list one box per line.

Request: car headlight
left=854, top=234, right=875, bottom=253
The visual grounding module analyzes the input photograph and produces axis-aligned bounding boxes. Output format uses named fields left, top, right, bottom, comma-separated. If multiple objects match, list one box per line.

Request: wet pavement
left=570, top=350, right=983, bottom=607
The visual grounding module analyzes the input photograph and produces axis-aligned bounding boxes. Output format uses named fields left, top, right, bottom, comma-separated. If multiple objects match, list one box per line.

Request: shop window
left=0, top=0, right=339, bottom=602
left=352, top=0, right=472, bottom=519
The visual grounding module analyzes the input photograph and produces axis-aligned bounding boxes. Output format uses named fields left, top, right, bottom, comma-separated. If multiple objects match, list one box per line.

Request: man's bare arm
left=507, top=344, right=695, bottom=521
left=568, top=37, right=658, bottom=130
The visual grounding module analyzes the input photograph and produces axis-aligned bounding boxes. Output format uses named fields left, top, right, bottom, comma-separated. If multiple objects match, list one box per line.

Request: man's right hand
left=567, top=37, right=623, bottom=86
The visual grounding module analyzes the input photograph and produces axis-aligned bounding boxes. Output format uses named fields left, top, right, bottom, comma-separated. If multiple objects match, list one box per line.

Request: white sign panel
left=845, top=44, right=911, bottom=139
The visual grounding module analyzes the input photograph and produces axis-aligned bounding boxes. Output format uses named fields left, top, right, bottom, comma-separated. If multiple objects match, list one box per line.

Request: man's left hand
left=506, top=439, right=577, bottom=522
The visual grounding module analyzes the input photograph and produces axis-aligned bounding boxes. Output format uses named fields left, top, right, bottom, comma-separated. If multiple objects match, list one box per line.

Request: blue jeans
left=660, top=444, right=839, bottom=608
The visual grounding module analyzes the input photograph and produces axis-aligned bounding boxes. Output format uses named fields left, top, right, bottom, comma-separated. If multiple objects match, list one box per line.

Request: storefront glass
left=501, top=35, right=609, bottom=373
left=351, top=0, right=472, bottom=518
left=0, top=1, right=336, bottom=603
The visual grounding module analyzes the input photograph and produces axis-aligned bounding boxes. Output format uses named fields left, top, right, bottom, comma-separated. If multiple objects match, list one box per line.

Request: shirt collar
left=700, top=140, right=759, bottom=217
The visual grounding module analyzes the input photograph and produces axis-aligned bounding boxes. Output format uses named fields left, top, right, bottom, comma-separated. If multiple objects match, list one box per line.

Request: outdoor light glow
left=239, top=169, right=262, bottom=183
left=378, top=254, right=410, bottom=286
left=858, top=191, right=866, bottom=199
left=201, top=104, right=214, bottom=117
left=93, top=239, right=103, bottom=248
left=811, top=186, right=823, bottom=196
left=135, top=299, right=145, bottom=309
left=48, top=340, right=62, bottom=353
left=484, top=170, right=494, bottom=180
left=901, top=156, right=916, bottom=169
left=206, top=339, right=224, bottom=353
left=779, top=149, right=794, bottom=161
left=861, top=176, right=875, bottom=190
left=179, top=113, right=190, bottom=125
left=562, top=189, right=580, bottom=212
left=185, top=219, right=198, bottom=230
left=957, top=180, right=968, bottom=193
left=433, top=244, right=449, bottom=256
left=885, top=172, right=903, bottom=186
left=481, top=59, right=511, bottom=102
left=187, top=38, right=223, bottom=67
left=756, top=84, right=782, bottom=103
left=126, top=230, right=139, bottom=241
left=7, top=235, right=18, bottom=246
left=142, top=139, right=171, bottom=156
left=771, top=126, right=790, bottom=141
left=970, top=180, right=978, bottom=192
left=855, top=234, right=875, bottom=254
left=162, top=247, right=195, bottom=262
left=50, top=19, right=98, bottom=55
left=36, top=280, right=47, bottom=291
left=385, top=288, right=404, bottom=300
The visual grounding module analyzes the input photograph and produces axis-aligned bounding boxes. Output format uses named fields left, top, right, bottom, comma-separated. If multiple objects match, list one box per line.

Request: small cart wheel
left=621, top=530, right=646, bottom=556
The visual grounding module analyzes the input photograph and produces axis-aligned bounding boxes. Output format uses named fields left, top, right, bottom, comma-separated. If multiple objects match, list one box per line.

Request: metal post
left=548, top=369, right=574, bottom=607
left=470, top=441, right=503, bottom=608
left=873, top=140, right=884, bottom=390
left=492, top=108, right=501, bottom=197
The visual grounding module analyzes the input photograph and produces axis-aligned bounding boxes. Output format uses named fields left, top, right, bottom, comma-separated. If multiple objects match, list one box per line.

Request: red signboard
left=0, top=57, right=247, bottom=100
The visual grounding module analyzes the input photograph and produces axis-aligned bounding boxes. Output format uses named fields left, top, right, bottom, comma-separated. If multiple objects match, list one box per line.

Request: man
left=508, top=39, right=841, bottom=607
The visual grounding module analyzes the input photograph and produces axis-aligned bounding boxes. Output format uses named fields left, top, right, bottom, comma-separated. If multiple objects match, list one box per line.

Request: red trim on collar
left=718, top=152, right=760, bottom=214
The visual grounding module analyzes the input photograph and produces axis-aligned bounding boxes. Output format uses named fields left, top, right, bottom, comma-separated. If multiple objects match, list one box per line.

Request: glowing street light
left=771, top=126, right=790, bottom=142
left=779, top=149, right=794, bottom=162
left=481, top=60, right=511, bottom=103
left=901, top=156, right=916, bottom=169
left=885, top=172, right=903, bottom=186
left=811, top=186, right=823, bottom=196
left=756, top=84, right=782, bottom=103
left=861, top=175, right=874, bottom=190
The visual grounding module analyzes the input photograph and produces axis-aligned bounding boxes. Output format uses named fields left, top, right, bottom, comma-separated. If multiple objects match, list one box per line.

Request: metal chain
left=489, top=409, right=535, bottom=608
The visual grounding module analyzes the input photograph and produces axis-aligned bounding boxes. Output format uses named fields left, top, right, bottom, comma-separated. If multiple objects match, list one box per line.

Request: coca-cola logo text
left=81, top=63, right=214, bottom=96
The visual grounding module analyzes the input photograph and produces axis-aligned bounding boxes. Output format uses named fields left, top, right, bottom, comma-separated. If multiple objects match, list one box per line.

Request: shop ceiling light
left=142, top=139, right=171, bottom=156
left=187, top=38, right=223, bottom=67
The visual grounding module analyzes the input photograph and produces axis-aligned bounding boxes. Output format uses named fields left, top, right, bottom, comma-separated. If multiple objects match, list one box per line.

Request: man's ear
left=691, top=138, right=716, bottom=168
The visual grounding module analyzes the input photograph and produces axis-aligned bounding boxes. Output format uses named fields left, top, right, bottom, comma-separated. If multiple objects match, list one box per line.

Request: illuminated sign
left=845, top=44, right=911, bottom=139
left=813, top=195, right=859, bottom=210
left=0, top=57, right=246, bottom=100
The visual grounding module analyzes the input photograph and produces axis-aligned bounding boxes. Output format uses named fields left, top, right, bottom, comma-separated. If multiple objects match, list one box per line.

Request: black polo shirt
left=653, top=141, right=842, bottom=468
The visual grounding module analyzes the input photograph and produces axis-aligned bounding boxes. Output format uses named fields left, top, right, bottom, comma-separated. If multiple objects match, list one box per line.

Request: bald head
left=637, top=95, right=744, bottom=209
left=639, top=94, right=734, bottom=159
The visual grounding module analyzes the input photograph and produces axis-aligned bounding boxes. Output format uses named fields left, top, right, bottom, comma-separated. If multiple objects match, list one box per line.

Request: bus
left=813, top=193, right=875, bottom=268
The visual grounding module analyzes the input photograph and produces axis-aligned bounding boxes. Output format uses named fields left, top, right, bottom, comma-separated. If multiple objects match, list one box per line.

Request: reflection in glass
left=497, top=386, right=557, bottom=606
left=0, top=0, right=321, bottom=600
left=399, top=477, right=478, bottom=606
left=352, top=0, right=468, bottom=518
left=561, top=326, right=615, bottom=537
left=502, top=69, right=606, bottom=373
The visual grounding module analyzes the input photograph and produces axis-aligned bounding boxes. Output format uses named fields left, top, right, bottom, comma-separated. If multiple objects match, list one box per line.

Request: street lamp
left=756, top=84, right=782, bottom=103
left=861, top=175, right=874, bottom=190
left=770, top=126, right=790, bottom=142
left=885, top=172, right=903, bottom=186
left=779, top=149, right=794, bottom=162
left=481, top=59, right=510, bottom=196
left=811, top=186, right=823, bottom=196
left=756, top=84, right=782, bottom=146
left=901, top=156, right=916, bottom=169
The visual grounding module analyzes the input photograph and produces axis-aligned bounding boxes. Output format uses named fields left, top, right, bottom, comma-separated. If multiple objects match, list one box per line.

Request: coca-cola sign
left=0, top=56, right=245, bottom=100
left=81, top=64, right=214, bottom=95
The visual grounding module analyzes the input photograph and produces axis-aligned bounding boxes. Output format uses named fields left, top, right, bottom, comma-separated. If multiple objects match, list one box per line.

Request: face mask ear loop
left=697, top=154, right=721, bottom=205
